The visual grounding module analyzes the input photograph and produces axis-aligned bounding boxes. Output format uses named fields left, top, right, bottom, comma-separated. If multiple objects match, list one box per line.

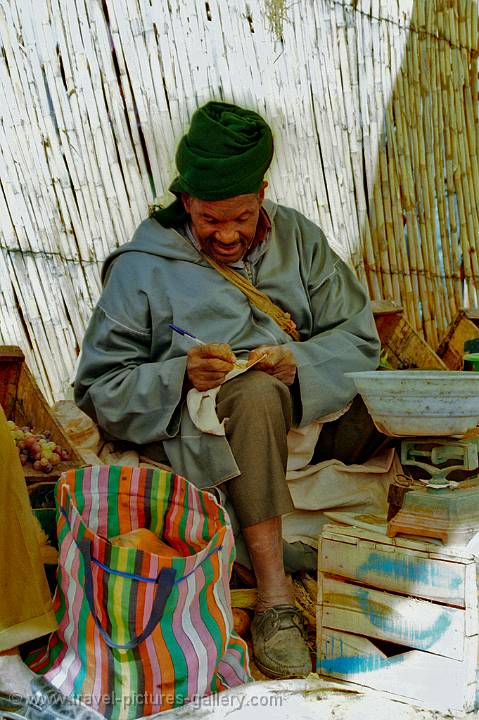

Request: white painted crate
left=317, top=523, right=479, bottom=713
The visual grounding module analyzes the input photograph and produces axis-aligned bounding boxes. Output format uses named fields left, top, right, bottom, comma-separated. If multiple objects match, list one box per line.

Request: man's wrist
left=183, top=372, right=193, bottom=395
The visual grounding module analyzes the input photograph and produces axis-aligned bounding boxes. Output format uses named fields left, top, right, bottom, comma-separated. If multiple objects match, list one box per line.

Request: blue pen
left=169, top=323, right=249, bottom=369
left=169, top=324, right=258, bottom=370
left=168, top=324, right=205, bottom=346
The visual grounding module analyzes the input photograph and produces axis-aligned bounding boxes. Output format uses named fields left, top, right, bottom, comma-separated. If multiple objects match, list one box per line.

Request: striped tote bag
left=28, top=465, right=250, bottom=719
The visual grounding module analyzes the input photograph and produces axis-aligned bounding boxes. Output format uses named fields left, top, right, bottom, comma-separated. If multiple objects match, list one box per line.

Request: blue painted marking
left=319, top=629, right=407, bottom=675
left=355, top=588, right=452, bottom=648
left=357, top=552, right=461, bottom=590
left=320, top=652, right=405, bottom=675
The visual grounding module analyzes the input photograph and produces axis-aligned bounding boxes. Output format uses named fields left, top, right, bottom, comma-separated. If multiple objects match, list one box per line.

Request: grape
left=8, top=421, right=71, bottom=473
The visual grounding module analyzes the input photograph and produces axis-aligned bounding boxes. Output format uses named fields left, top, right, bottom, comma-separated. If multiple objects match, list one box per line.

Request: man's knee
left=218, top=369, right=291, bottom=407
left=217, top=371, right=292, bottom=423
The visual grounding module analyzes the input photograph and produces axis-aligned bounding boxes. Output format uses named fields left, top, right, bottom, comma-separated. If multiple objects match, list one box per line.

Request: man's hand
left=248, top=345, right=297, bottom=386
left=187, top=343, right=236, bottom=391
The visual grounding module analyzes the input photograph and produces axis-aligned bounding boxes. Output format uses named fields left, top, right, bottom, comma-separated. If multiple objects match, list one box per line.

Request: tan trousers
left=0, top=406, right=57, bottom=652
left=216, top=371, right=295, bottom=528
left=215, top=372, right=388, bottom=529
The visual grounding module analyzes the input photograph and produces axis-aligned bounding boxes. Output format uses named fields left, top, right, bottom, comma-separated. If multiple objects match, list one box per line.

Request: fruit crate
left=0, top=346, right=82, bottom=482
left=317, top=522, right=479, bottom=713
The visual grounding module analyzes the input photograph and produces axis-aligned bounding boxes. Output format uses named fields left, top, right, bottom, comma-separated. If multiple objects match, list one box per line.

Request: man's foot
left=0, top=676, right=101, bottom=720
left=251, top=604, right=312, bottom=678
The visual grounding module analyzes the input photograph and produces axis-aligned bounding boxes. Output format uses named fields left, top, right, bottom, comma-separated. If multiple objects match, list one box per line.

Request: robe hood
left=102, top=199, right=278, bottom=283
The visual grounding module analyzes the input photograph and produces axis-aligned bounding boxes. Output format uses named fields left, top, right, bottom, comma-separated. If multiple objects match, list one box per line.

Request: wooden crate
left=0, top=346, right=82, bottom=482
left=317, top=523, right=478, bottom=713
left=463, top=308, right=479, bottom=328
left=371, top=301, right=447, bottom=370
left=437, top=310, right=479, bottom=370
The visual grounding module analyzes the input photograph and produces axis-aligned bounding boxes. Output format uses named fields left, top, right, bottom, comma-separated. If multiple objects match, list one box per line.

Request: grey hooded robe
left=74, top=200, right=381, bottom=489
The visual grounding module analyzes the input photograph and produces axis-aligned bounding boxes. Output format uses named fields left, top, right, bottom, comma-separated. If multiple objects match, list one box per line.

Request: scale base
left=387, top=477, right=479, bottom=545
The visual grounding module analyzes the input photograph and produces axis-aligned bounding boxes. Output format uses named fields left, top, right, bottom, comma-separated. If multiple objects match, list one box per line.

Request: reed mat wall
left=0, top=0, right=477, bottom=400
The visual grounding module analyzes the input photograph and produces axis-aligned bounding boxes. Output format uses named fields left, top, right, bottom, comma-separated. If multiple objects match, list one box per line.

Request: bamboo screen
left=0, top=0, right=477, bottom=401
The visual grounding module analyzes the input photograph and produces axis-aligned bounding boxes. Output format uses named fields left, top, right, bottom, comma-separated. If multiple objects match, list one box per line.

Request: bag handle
left=201, top=253, right=300, bottom=341
left=78, top=538, right=176, bottom=650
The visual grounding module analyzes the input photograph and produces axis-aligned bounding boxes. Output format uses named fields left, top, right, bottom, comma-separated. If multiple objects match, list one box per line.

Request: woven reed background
left=0, top=0, right=477, bottom=401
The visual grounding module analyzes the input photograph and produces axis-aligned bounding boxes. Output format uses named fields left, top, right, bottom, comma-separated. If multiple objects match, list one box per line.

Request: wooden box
left=0, top=346, right=82, bottom=482
left=437, top=310, right=479, bottom=370
left=371, top=301, right=447, bottom=370
left=317, top=523, right=479, bottom=713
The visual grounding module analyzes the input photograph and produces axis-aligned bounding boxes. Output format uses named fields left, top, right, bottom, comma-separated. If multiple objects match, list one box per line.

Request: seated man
left=74, top=101, right=381, bottom=678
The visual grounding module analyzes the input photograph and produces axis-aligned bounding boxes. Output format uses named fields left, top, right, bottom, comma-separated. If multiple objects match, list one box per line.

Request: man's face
left=182, top=186, right=266, bottom=264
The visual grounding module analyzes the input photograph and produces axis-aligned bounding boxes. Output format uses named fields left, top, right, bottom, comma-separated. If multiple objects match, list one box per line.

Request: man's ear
left=181, top=193, right=191, bottom=213
left=258, top=181, right=268, bottom=201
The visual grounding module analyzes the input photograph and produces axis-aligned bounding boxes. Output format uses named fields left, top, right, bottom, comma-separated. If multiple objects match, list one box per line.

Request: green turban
left=150, top=101, right=274, bottom=227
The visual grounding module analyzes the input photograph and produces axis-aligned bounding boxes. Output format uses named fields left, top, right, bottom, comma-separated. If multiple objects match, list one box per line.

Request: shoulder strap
left=202, top=254, right=300, bottom=341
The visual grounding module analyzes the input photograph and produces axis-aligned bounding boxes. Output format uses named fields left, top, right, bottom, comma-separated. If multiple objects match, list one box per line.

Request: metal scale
left=388, top=433, right=479, bottom=544
left=345, top=369, right=479, bottom=546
